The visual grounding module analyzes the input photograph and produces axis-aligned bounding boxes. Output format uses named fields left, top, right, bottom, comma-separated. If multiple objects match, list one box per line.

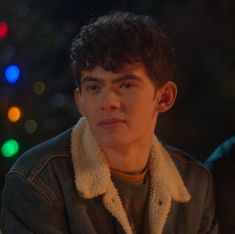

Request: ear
left=74, top=88, right=85, bottom=116
left=156, top=81, right=177, bottom=113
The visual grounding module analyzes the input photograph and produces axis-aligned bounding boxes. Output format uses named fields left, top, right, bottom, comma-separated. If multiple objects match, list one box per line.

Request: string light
left=7, top=106, right=22, bottom=122
left=1, top=139, right=19, bottom=158
left=0, top=22, right=8, bottom=39
left=25, top=119, right=37, bottom=133
left=4, top=64, right=21, bottom=84
left=33, top=81, right=46, bottom=95
left=50, top=94, right=65, bottom=107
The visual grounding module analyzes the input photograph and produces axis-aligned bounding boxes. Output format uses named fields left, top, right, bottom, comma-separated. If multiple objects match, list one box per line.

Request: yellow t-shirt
left=111, top=168, right=148, bottom=185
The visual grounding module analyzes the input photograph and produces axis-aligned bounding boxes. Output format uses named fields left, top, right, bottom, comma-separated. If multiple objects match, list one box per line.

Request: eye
left=120, top=81, right=136, bottom=89
left=85, top=83, right=101, bottom=93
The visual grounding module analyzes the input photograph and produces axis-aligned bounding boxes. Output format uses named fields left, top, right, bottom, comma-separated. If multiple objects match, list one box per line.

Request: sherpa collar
left=71, top=117, right=191, bottom=234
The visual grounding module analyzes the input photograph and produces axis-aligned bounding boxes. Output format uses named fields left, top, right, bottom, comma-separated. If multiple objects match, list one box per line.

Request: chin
left=96, top=135, right=130, bottom=149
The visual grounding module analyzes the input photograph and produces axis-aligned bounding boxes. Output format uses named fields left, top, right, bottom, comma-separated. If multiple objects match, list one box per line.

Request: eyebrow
left=81, top=77, right=105, bottom=86
left=81, top=74, right=144, bottom=85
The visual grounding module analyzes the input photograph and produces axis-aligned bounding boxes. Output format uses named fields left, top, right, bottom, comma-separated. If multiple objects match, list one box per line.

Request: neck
left=103, top=137, right=153, bottom=175
left=103, top=112, right=158, bottom=174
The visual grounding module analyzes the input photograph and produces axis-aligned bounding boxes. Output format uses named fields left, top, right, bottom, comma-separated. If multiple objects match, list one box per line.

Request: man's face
left=75, top=63, right=171, bottom=149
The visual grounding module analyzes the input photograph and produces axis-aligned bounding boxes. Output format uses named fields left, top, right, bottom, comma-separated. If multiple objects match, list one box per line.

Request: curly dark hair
left=70, top=11, right=176, bottom=88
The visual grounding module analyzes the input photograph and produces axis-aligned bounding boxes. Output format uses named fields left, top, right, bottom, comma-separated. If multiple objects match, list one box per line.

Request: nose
left=100, top=88, right=121, bottom=111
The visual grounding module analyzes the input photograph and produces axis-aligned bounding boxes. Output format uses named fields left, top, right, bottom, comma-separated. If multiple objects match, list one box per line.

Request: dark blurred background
left=1, top=0, right=235, bottom=197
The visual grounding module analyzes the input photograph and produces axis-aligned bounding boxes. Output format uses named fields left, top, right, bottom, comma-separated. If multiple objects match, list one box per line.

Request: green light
left=1, top=139, right=19, bottom=158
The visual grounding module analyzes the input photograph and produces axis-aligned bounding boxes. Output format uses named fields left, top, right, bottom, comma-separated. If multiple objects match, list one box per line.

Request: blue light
left=5, top=65, right=20, bottom=84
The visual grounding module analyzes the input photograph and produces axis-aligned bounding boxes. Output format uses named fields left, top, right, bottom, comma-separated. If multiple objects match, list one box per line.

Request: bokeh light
left=4, top=65, right=21, bottom=84
left=7, top=106, right=22, bottom=122
left=25, top=119, right=37, bottom=133
left=50, top=94, right=65, bottom=107
left=33, top=81, right=46, bottom=95
left=0, top=22, right=9, bottom=39
left=1, top=139, right=19, bottom=158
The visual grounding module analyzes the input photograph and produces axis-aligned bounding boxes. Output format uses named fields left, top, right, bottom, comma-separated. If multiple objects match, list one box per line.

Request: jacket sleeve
left=1, top=172, right=69, bottom=234
left=198, top=172, right=220, bottom=234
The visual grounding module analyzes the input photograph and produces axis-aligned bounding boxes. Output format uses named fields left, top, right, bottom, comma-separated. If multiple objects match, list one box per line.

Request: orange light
left=7, top=106, right=22, bottom=122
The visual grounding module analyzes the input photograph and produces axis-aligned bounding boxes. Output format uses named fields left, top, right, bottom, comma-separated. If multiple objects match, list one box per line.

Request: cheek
left=132, top=100, right=157, bottom=132
left=130, top=95, right=156, bottom=114
left=79, top=102, right=93, bottom=119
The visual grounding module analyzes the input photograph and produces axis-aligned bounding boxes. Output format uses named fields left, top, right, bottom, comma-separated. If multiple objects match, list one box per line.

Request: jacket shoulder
left=165, top=145, right=214, bottom=203
left=8, top=128, right=72, bottom=178
left=165, top=145, right=212, bottom=177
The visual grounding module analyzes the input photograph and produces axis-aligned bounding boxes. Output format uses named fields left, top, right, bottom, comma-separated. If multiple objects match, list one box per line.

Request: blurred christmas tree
left=0, top=0, right=79, bottom=194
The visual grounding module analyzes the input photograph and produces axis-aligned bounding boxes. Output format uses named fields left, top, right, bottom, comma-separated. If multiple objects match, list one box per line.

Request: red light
left=0, top=22, right=9, bottom=39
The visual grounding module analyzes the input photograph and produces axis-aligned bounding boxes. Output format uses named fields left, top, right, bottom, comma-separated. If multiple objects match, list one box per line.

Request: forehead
left=80, top=63, right=150, bottom=82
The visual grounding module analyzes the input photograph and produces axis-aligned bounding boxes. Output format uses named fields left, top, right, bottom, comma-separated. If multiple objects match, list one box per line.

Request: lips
left=98, top=118, right=126, bottom=129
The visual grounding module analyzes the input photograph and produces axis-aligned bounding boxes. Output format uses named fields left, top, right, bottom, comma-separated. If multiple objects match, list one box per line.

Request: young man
left=1, top=11, right=218, bottom=233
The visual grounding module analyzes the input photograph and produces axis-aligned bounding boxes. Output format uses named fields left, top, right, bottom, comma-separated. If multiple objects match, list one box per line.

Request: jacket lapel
left=148, top=137, right=191, bottom=234
left=71, top=118, right=191, bottom=234
left=71, top=118, right=133, bottom=234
